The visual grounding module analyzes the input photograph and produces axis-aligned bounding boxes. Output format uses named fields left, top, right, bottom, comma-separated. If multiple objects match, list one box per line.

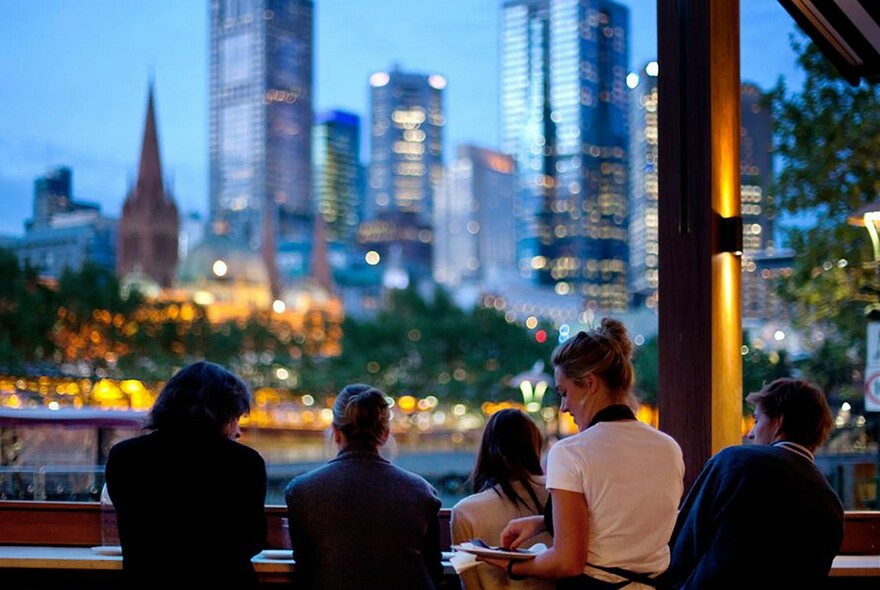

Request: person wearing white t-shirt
left=479, top=318, right=684, bottom=589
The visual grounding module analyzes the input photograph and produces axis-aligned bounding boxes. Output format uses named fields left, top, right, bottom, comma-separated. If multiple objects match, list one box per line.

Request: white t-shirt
left=546, top=420, right=684, bottom=585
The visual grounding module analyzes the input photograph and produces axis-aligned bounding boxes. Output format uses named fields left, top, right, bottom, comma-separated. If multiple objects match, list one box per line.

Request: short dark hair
left=147, top=361, right=251, bottom=436
left=332, top=383, right=390, bottom=449
left=745, top=378, right=833, bottom=451
left=471, top=409, right=545, bottom=513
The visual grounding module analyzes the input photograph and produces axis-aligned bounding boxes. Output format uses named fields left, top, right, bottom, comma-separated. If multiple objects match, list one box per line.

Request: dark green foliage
left=0, top=249, right=57, bottom=371
left=0, top=252, right=555, bottom=405
left=326, top=285, right=556, bottom=402
left=771, top=35, right=880, bottom=350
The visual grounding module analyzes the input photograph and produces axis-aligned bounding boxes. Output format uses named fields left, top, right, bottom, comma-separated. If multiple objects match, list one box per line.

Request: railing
left=0, top=501, right=876, bottom=589
left=0, top=467, right=104, bottom=502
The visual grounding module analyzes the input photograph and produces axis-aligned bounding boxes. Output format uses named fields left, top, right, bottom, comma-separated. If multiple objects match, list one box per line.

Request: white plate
left=260, top=549, right=293, bottom=560
left=90, top=545, right=122, bottom=556
left=453, top=542, right=539, bottom=561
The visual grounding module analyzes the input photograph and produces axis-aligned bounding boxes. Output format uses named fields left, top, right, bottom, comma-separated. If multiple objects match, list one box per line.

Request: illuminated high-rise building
left=209, top=0, right=314, bottom=291
left=434, top=145, right=516, bottom=287
left=740, top=82, right=775, bottom=253
left=628, top=61, right=659, bottom=310
left=313, top=110, right=361, bottom=247
left=501, top=0, right=630, bottom=310
left=29, top=167, right=74, bottom=230
left=361, top=65, right=445, bottom=279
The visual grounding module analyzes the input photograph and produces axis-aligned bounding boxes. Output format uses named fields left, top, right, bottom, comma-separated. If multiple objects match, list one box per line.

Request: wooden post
left=657, top=0, right=743, bottom=493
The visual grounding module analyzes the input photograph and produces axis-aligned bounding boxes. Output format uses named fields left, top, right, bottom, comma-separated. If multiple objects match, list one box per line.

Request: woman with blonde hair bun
left=284, top=384, right=443, bottom=590
left=482, top=318, right=684, bottom=589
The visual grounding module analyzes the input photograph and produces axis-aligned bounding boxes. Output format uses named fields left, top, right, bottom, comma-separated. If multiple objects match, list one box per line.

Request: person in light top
left=482, top=318, right=685, bottom=589
left=667, top=378, right=845, bottom=589
left=452, top=408, right=554, bottom=590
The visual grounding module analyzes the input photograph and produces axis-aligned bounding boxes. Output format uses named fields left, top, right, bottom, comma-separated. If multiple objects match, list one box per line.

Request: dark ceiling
left=778, top=0, right=880, bottom=85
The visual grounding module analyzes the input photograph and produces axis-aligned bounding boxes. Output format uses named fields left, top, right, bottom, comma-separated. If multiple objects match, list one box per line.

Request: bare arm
left=483, top=488, right=588, bottom=579
left=500, top=515, right=545, bottom=549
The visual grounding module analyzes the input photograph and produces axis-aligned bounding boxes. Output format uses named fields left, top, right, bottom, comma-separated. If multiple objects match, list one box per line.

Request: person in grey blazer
left=284, top=383, right=443, bottom=590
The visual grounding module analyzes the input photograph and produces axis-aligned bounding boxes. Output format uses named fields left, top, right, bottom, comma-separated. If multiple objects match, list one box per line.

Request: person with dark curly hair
left=284, top=383, right=443, bottom=590
left=667, top=378, right=844, bottom=589
left=105, top=361, right=267, bottom=589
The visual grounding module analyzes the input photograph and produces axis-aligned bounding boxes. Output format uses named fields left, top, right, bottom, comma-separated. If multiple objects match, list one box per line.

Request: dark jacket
left=105, top=430, right=267, bottom=589
left=667, top=444, right=844, bottom=590
left=285, top=448, right=443, bottom=590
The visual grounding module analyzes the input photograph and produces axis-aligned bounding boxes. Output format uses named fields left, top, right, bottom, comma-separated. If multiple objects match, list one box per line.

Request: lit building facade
left=16, top=210, right=117, bottom=280
left=742, top=249, right=794, bottom=323
left=434, top=145, right=516, bottom=287
left=27, top=167, right=93, bottom=231
left=17, top=168, right=116, bottom=278
left=740, top=82, right=775, bottom=253
left=501, top=0, right=630, bottom=311
left=628, top=61, right=659, bottom=309
left=313, top=110, right=361, bottom=247
left=209, top=0, right=314, bottom=290
left=362, top=66, right=445, bottom=280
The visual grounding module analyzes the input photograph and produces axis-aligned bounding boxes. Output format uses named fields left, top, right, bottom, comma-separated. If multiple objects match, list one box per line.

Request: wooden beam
left=657, top=0, right=743, bottom=493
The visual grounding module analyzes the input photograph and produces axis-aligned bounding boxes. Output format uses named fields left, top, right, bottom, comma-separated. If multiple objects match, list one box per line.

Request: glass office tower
left=434, top=145, right=516, bottom=287
left=628, top=61, right=659, bottom=310
left=209, top=0, right=313, bottom=288
left=740, top=82, right=775, bottom=254
left=362, top=66, right=445, bottom=279
left=501, top=0, right=629, bottom=310
left=313, top=110, right=362, bottom=247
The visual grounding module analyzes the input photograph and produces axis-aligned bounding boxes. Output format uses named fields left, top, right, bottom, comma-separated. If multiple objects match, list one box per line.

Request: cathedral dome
left=176, top=234, right=270, bottom=287
left=120, top=269, right=162, bottom=300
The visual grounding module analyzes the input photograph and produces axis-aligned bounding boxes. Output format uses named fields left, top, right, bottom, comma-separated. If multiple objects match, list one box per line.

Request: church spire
left=135, top=83, right=164, bottom=202
left=117, top=81, right=179, bottom=288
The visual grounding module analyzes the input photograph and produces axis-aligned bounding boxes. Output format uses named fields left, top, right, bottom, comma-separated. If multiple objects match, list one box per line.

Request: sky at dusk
left=0, top=0, right=806, bottom=237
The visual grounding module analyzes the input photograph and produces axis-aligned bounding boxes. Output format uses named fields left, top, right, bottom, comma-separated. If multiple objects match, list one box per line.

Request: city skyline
left=0, top=0, right=805, bottom=237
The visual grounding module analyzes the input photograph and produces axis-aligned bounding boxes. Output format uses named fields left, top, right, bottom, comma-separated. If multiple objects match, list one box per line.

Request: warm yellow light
left=398, top=395, right=417, bottom=413
left=525, top=316, right=539, bottom=330
left=365, top=251, right=381, bottom=265
left=272, top=299, right=286, bottom=313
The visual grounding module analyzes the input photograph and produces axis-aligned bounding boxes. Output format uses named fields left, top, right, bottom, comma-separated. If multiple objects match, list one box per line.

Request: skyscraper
left=313, top=110, right=361, bottom=247
left=209, top=0, right=314, bottom=291
left=628, top=61, right=659, bottom=310
left=434, top=145, right=516, bottom=287
left=360, top=66, right=445, bottom=280
left=30, top=167, right=74, bottom=230
left=117, top=86, right=180, bottom=288
left=501, top=0, right=630, bottom=311
left=740, top=82, right=775, bottom=253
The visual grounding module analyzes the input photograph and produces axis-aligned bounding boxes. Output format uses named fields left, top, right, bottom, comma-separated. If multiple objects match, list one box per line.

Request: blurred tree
left=632, top=335, right=658, bottom=405
left=795, top=339, right=861, bottom=401
left=0, top=248, right=57, bottom=370
left=771, top=35, right=880, bottom=351
left=326, top=286, right=556, bottom=403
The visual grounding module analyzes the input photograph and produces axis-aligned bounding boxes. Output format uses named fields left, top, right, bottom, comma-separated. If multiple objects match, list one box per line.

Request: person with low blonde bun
left=284, top=384, right=443, bottom=590
left=480, top=318, right=684, bottom=589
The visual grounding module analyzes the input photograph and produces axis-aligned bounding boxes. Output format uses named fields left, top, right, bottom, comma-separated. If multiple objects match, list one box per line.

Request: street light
left=847, top=200, right=880, bottom=508
left=511, top=360, right=552, bottom=414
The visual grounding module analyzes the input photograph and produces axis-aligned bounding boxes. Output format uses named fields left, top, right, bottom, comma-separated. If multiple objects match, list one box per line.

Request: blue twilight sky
left=0, top=0, right=805, bottom=237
